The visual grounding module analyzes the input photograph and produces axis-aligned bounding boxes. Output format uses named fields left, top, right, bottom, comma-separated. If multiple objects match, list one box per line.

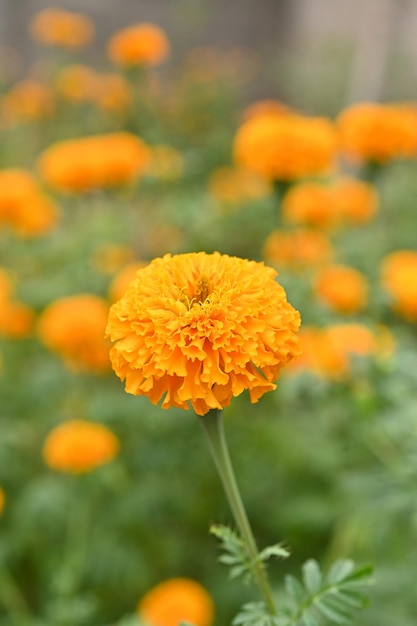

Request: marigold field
left=1, top=6, right=417, bottom=626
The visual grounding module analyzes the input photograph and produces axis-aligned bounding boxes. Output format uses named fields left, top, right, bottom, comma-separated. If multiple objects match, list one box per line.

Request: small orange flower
left=234, top=113, right=337, bottom=181
left=0, top=169, right=59, bottom=237
left=262, top=229, right=334, bottom=272
left=282, top=177, right=378, bottom=229
left=138, top=578, right=214, bottom=626
left=38, top=132, right=150, bottom=193
left=287, top=323, right=392, bottom=379
left=208, top=166, right=270, bottom=206
left=95, top=73, right=133, bottom=113
left=286, top=326, right=347, bottom=379
left=282, top=182, right=340, bottom=230
left=30, top=8, right=95, bottom=49
left=337, top=102, right=417, bottom=163
left=314, top=265, right=368, bottom=314
left=43, top=420, right=119, bottom=474
left=107, top=23, right=170, bottom=67
left=332, top=177, right=378, bottom=225
left=106, top=252, right=301, bottom=416
left=37, top=294, right=111, bottom=373
left=380, top=250, right=417, bottom=321
left=241, top=99, right=292, bottom=121
left=2, top=79, right=54, bottom=124
left=55, top=64, right=99, bottom=103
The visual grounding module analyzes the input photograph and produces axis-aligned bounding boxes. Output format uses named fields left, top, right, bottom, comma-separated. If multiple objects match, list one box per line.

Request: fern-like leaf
left=282, top=559, right=373, bottom=625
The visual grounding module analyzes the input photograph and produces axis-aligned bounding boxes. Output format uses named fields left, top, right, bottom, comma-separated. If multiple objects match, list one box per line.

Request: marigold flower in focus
left=380, top=250, right=417, bottom=321
left=2, top=79, right=54, bottom=124
left=37, top=132, right=150, bottom=193
left=314, top=265, right=368, bottom=314
left=234, top=113, right=337, bottom=181
left=43, top=420, right=119, bottom=474
left=208, top=166, right=271, bottom=207
left=30, top=8, right=95, bottom=49
left=262, top=229, right=334, bottom=272
left=107, top=23, right=170, bottom=67
left=106, top=252, right=301, bottom=416
left=138, top=577, right=214, bottom=626
left=37, top=294, right=111, bottom=373
left=0, top=169, right=59, bottom=237
left=337, top=102, right=417, bottom=163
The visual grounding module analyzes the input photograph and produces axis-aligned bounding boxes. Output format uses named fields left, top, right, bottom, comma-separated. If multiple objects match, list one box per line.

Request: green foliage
left=233, top=560, right=373, bottom=626
left=211, top=524, right=289, bottom=585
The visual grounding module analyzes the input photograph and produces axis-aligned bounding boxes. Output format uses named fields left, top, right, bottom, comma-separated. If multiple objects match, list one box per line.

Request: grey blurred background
left=1, top=0, right=417, bottom=111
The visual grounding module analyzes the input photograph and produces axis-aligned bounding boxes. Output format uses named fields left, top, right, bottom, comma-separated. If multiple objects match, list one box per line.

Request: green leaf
left=302, top=560, right=322, bottom=594
left=258, top=544, right=290, bottom=563
left=301, top=610, right=320, bottom=626
left=285, top=574, right=305, bottom=606
left=233, top=602, right=279, bottom=626
left=326, top=560, right=355, bottom=584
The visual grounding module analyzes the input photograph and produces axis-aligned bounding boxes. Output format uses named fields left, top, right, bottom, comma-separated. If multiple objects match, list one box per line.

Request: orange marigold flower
left=208, top=166, right=271, bottom=207
left=287, top=323, right=393, bottom=379
left=55, top=64, right=99, bottom=103
left=234, top=113, right=337, bottom=181
left=107, top=23, right=170, bottom=67
left=282, top=177, right=378, bottom=230
left=2, top=79, right=54, bottom=124
left=37, top=132, right=150, bottom=194
left=262, top=229, right=334, bottom=272
left=37, top=294, right=111, bottom=374
left=286, top=326, right=348, bottom=379
left=30, top=8, right=95, bottom=49
left=380, top=250, right=417, bottom=321
left=281, top=182, right=340, bottom=230
left=0, top=301, right=34, bottom=338
left=241, top=99, right=293, bottom=121
left=332, top=177, right=378, bottom=225
left=43, top=420, right=119, bottom=474
left=138, top=578, right=214, bottom=626
left=95, top=73, right=133, bottom=113
left=337, top=102, right=417, bottom=163
left=106, top=252, right=301, bottom=416
left=0, top=169, right=59, bottom=237
left=314, top=265, right=368, bottom=314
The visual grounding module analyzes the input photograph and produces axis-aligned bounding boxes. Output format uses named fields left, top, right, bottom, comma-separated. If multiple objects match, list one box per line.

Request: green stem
left=199, top=409, right=277, bottom=616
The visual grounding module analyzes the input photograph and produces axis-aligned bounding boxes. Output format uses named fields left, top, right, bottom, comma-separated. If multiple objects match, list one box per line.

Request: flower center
left=194, top=276, right=210, bottom=304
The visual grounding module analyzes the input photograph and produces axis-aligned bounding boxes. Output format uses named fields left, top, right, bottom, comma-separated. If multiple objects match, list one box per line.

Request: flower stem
left=199, top=409, right=277, bottom=616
